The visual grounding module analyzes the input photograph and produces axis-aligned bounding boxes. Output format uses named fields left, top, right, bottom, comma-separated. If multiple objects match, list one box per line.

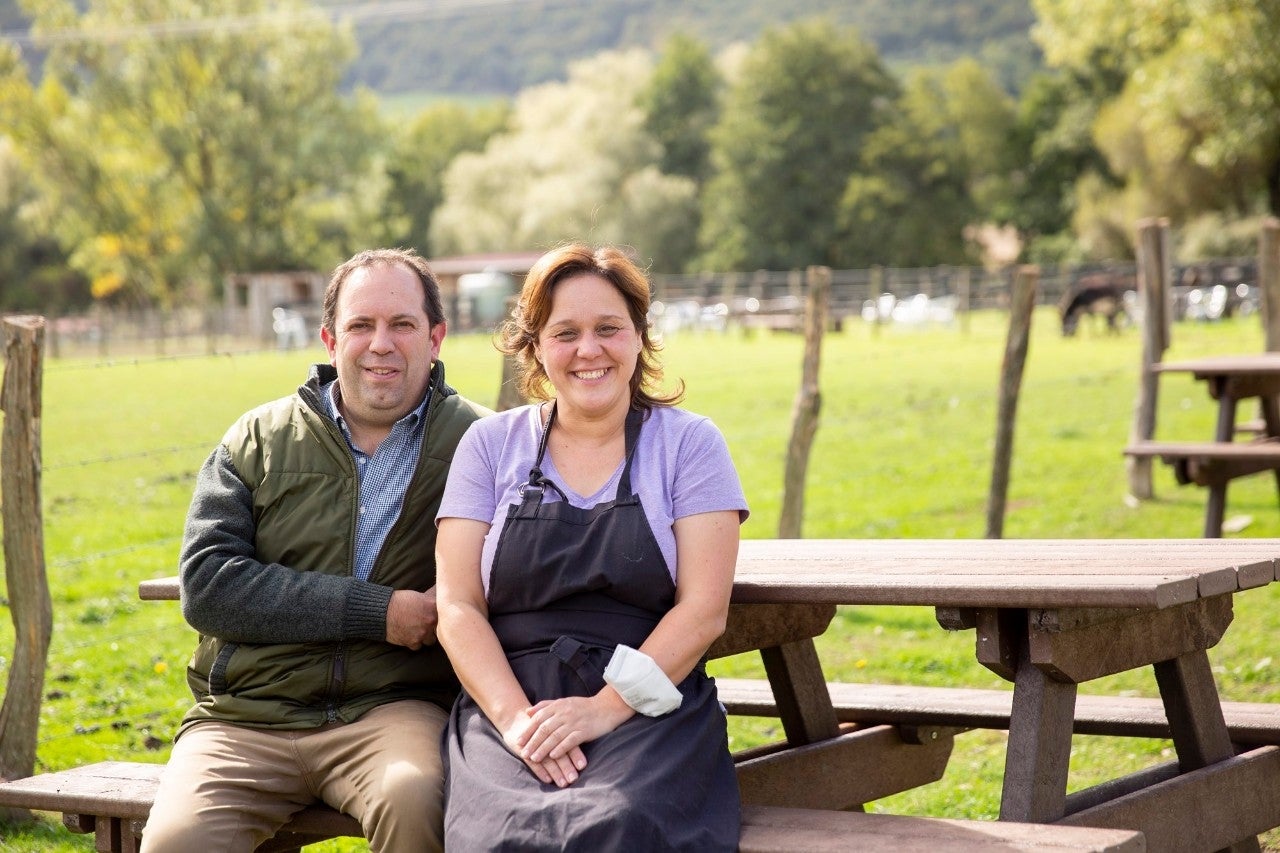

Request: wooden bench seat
left=1123, top=439, right=1280, bottom=486
left=739, top=805, right=1144, bottom=852
left=1123, top=439, right=1280, bottom=535
left=716, top=678, right=1280, bottom=745
left=0, top=760, right=360, bottom=853
left=1236, top=418, right=1267, bottom=436
left=0, top=761, right=1145, bottom=852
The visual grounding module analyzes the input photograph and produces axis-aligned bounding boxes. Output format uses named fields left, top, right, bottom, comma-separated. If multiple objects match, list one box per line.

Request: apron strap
left=616, top=406, right=643, bottom=500
left=520, top=402, right=644, bottom=504
left=519, top=402, right=568, bottom=503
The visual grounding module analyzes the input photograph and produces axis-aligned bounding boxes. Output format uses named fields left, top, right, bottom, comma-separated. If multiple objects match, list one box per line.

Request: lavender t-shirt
left=437, top=404, right=750, bottom=594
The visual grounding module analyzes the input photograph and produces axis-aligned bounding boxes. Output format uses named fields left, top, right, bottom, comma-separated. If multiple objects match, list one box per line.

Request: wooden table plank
left=141, top=539, right=1280, bottom=610
left=731, top=575, right=1201, bottom=610
left=1154, top=354, right=1280, bottom=376
left=729, top=539, right=1278, bottom=607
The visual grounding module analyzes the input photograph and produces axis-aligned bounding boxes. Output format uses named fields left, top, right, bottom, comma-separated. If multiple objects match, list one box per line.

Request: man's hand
left=386, top=587, right=439, bottom=649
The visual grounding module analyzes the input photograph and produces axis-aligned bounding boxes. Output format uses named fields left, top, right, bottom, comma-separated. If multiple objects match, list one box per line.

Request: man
left=141, top=248, right=489, bottom=853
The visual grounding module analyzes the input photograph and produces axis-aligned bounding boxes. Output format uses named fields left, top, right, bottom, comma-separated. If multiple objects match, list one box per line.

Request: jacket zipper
left=302, top=374, right=363, bottom=722
left=304, top=364, right=444, bottom=720
left=326, top=647, right=346, bottom=722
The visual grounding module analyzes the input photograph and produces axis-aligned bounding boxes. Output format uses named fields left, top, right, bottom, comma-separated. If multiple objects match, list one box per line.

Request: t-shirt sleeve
left=436, top=421, right=498, bottom=525
left=671, top=416, right=749, bottom=523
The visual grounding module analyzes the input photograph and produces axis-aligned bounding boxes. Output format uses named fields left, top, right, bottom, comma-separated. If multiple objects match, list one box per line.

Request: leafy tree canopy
left=698, top=18, right=898, bottom=271
left=430, top=49, right=698, bottom=273
left=383, top=100, right=511, bottom=255
left=1, top=0, right=390, bottom=305
left=640, top=32, right=720, bottom=184
left=1033, top=0, right=1280, bottom=257
left=835, top=59, right=1020, bottom=268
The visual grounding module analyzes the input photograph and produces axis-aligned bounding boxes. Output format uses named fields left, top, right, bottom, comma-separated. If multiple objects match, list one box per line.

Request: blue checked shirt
left=323, top=379, right=431, bottom=582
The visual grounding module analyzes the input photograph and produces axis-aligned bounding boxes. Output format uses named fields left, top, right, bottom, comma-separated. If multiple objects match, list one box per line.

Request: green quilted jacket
left=176, top=360, right=487, bottom=736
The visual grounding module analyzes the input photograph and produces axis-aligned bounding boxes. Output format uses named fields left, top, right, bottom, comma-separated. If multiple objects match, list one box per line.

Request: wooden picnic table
left=1155, top=354, right=1280, bottom=443
left=1127, top=354, right=1280, bottom=536
left=137, top=537, right=1280, bottom=851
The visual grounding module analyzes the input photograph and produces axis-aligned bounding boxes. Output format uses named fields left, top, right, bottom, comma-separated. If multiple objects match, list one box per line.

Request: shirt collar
left=323, top=378, right=432, bottom=446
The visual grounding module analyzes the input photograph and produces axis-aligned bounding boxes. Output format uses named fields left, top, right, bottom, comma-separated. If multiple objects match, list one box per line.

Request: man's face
left=320, top=263, right=445, bottom=442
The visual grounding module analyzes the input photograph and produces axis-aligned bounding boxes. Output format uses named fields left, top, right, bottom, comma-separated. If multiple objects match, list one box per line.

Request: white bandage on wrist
left=602, top=644, right=683, bottom=717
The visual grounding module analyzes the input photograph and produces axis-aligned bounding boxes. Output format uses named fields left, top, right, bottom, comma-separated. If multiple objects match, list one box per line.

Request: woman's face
left=534, top=272, right=641, bottom=419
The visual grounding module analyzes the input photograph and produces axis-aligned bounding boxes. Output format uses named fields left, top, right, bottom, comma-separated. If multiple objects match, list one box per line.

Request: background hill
left=2, top=0, right=1040, bottom=97
left=335, top=0, right=1039, bottom=96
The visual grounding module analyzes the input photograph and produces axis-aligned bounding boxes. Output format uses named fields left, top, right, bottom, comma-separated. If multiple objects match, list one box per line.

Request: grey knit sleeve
left=179, top=446, right=393, bottom=643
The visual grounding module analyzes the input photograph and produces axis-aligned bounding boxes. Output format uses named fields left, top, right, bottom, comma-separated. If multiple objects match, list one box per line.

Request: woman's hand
left=501, top=709, right=589, bottom=787
left=517, top=692, right=634, bottom=767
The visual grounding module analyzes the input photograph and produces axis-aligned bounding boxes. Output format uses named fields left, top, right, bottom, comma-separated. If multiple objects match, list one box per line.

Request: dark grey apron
left=443, top=405, right=740, bottom=852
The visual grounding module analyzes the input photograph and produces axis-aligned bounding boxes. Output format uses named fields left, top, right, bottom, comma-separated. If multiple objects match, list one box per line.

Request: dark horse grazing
left=1059, top=274, right=1136, bottom=337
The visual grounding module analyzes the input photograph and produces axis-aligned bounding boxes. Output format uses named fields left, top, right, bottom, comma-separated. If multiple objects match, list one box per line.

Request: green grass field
left=4, top=308, right=1280, bottom=850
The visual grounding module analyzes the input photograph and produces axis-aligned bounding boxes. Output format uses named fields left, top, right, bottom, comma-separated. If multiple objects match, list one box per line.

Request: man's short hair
left=322, top=248, right=446, bottom=335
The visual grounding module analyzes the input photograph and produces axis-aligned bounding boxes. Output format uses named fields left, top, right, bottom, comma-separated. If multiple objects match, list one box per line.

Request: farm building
left=223, top=251, right=543, bottom=345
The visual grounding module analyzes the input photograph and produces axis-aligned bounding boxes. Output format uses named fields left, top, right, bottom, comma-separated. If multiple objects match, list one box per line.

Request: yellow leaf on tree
left=91, top=271, right=125, bottom=298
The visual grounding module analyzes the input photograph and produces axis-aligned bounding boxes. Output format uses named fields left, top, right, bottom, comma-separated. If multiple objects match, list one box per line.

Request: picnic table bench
left=1125, top=354, right=1280, bottom=536
left=716, top=678, right=1280, bottom=745
left=0, top=761, right=1145, bottom=852
left=12, top=537, right=1280, bottom=850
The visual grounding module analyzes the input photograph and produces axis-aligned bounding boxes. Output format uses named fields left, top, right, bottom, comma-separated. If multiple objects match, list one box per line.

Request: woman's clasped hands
left=503, top=692, right=635, bottom=788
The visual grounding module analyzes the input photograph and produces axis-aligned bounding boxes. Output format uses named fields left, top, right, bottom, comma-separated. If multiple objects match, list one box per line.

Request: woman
left=436, top=244, right=749, bottom=851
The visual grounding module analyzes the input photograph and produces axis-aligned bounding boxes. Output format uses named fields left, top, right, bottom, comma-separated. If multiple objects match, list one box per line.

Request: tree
left=834, top=59, right=1023, bottom=268
left=697, top=18, right=897, bottom=271
left=0, top=135, right=89, bottom=312
left=1003, top=70, right=1113, bottom=261
left=0, top=0, right=387, bottom=306
left=833, top=80, right=976, bottom=268
left=382, top=100, right=510, bottom=256
left=1033, top=0, right=1187, bottom=86
left=1031, top=0, right=1280, bottom=255
left=923, top=59, right=1019, bottom=223
left=640, top=33, right=721, bottom=184
left=430, top=49, right=699, bottom=273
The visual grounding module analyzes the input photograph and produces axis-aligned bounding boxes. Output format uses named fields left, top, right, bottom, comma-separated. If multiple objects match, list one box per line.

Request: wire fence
left=6, top=256, right=1261, bottom=363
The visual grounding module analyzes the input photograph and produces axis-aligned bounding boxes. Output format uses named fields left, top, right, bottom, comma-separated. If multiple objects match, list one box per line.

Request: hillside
left=0, top=0, right=1039, bottom=96
left=337, top=0, right=1039, bottom=95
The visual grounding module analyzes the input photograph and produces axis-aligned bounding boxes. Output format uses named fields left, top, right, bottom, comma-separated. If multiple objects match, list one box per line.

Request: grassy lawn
left=3, top=308, right=1280, bottom=849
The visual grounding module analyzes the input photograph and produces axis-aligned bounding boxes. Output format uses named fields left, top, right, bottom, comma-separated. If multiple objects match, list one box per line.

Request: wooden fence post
left=1260, top=217, right=1280, bottom=352
left=1126, top=218, right=1172, bottom=500
left=96, top=304, right=110, bottom=358
left=778, top=266, right=829, bottom=539
left=495, top=296, right=526, bottom=412
left=985, top=265, right=1038, bottom=539
left=0, top=316, right=51, bottom=808
left=45, top=312, right=59, bottom=360
left=869, top=266, right=884, bottom=337
left=496, top=354, right=525, bottom=412
left=205, top=304, right=220, bottom=356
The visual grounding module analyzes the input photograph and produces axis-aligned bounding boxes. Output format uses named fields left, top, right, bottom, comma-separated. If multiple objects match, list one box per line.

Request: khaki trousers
left=139, top=700, right=447, bottom=853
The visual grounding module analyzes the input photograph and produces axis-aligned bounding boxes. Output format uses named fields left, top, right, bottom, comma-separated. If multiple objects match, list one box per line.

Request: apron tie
left=549, top=636, right=605, bottom=692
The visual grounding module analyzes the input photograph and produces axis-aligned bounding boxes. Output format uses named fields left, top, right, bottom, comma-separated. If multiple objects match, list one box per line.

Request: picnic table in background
left=1126, top=350, right=1280, bottom=532
left=1126, top=353, right=1280, bottom=536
